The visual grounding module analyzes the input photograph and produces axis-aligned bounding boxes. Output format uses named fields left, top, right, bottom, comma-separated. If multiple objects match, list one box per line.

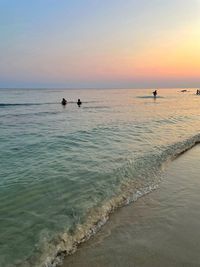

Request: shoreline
left=1, top=88, right=200, bottom=267
left=42, top=135, right=200, bottom=267
left=62, top=144, right=200, bottom=267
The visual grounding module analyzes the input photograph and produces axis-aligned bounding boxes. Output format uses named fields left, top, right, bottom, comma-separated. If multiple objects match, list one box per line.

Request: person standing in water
left=77, top=99, right=82, bottom=107
left=153, top=90, right=157, bottom=98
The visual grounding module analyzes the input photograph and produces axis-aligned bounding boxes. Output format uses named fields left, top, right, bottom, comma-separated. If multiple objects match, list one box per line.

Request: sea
left=0, top=88, right=200, bottom=267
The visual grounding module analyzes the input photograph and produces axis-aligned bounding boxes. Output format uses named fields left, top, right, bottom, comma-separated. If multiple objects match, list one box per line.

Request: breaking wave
left=19, top=134, right=200, bottom=267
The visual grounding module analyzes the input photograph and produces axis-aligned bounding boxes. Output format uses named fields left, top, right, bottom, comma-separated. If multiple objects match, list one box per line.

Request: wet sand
left=62, top=145, right=200, bottom=267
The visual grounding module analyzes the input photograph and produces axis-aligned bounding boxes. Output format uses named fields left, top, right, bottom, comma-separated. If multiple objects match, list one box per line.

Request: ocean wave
left=0, top=101, right=98, bottom=107
left=19, top=134, right=200, bottom=267
left=0, top=103, right=58, bottom=107
left=137, top=95, right=164, bottom=99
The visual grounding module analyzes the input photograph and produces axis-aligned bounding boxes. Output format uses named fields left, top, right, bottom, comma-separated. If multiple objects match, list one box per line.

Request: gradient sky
left=1, top=0, right=200, bottom=88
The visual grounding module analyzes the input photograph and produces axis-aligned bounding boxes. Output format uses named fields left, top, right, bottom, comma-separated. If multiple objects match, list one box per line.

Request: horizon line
left=0, top=86, right=198, bottom=90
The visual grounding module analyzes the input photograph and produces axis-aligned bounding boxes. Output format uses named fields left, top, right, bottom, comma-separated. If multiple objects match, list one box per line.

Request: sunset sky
left=1, top=0, right=200, bottom=88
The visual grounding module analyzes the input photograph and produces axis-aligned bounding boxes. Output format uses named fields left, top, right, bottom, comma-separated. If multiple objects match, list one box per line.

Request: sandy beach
left=62, top=145, right=200, bottom=267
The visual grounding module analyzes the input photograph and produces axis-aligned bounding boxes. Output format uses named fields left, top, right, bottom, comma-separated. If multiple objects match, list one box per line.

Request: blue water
left=0, top=88, right=200, bottom=267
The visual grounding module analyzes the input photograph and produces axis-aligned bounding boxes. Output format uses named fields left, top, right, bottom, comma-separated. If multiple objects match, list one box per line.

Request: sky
left=0, top=0, right=200, bottom=89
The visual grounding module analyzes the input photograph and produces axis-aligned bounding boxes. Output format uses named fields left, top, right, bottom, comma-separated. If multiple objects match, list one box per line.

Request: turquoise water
left=0, top=88, right=200, bottom=267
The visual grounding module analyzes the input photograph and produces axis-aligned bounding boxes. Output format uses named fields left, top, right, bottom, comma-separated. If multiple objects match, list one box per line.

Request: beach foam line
left=22, top=134, right=200, bottom=267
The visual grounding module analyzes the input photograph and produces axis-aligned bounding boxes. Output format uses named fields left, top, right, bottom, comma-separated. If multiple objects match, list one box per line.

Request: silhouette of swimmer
left=77, top=99, right=82, bottom=107
left=153, top=90, right=157, bottom=98
left=61, top=98, right=67, bottom=105
left=196, top=89, right=200, bottom=95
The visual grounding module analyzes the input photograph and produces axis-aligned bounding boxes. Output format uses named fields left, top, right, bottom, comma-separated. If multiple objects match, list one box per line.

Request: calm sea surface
left=0, top=88, right=200, bottom=267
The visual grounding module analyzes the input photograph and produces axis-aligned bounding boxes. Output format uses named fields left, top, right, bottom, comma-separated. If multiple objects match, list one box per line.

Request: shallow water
left=63, top=144, right=200, bottom=267
left=0, top=88, right=200, bottom=266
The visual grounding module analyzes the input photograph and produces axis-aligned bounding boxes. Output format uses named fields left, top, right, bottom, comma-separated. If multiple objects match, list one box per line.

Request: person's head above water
left=77, top=99, right=82, bottom=106
left=61, top=98, right=67, bottom=105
